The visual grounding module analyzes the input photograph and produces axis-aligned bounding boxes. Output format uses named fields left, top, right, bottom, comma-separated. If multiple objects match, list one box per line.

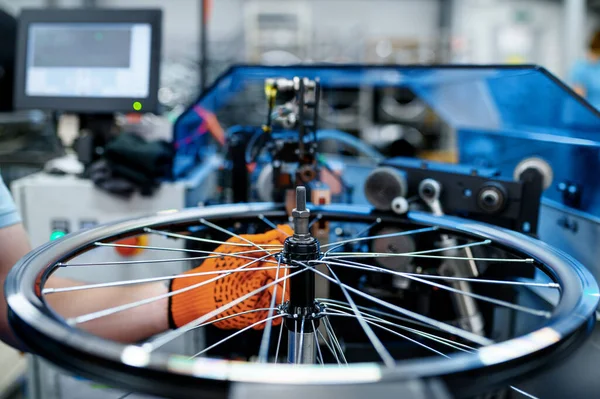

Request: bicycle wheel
left=6, top=195, right=598, bottom=399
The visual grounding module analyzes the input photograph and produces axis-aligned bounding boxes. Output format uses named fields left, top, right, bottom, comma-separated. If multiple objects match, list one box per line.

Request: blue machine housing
left=174, top=64, right=600, bottom=278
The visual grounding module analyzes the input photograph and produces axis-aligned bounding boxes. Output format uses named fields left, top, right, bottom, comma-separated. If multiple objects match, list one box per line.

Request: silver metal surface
left=287, top=330, right=316, bottom=364
left=292, top=187, right=311, bottom=239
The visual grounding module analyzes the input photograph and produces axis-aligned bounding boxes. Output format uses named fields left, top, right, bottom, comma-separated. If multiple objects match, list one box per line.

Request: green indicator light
left=95, top=32, right=103, bottom=41
left=133, top=101, right=143, bottom=111
left=50, top=231, right=66, bottom=241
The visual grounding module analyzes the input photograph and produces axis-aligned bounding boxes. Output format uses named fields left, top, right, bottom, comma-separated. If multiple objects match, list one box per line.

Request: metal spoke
left=510, top=386, right=539, bottom=399
left=44, top=266, right=295, bottom=295
left=324, top=252, right=534, bottom=263
left=317, top=261, right=558, bottom=289
left=294, top=261, right=494, bottom=346
left=94, top=242, right=280, bottom=260
left=57, top=254, right=261, bottom=267
left=391, top=273, right=558, bottom=288
left=189, top=314, right=286, bottom=359
left=200, top=218, right=269, bottom=252
left=323, top=259, right=551, bottom=318
left=68, top=254, right=274, bottom=326
left=144, top=267, right=305, bottom=352
left=321, top=226, right=438, bottom=249
left=187, top=308, right=276, bottom=332
left=144, top=227, right=283, bottom=247
left=325, top=264, right=395, bottom=367
left=274, top=261, right=290, bottom=364
left=317, top=298, right=436, bottom=331
left=312, top=320, right=324, bottom=366
left=258, top=214, right=291, bottom=236
left=257, top=256, right=283, bottom=362
left=323, top=310, right=449, bottom=359
left=405, top=239, right=491, bottom=257
left=316, top=327, right=342, bottom=365
left=464, top=246, right=479, bottom=276
left=325, top=219, right=381, bottom=254
left=324, top=306, right=473, bottom=354
left=322, top=302, right=475, bottom=353
left=322, top=316, right=348, bottom=364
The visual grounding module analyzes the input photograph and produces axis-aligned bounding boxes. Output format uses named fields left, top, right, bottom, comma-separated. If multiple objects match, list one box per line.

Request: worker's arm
left=0, top=177, right=283, bottom=350
left=0, top=222, right=170, bottom=349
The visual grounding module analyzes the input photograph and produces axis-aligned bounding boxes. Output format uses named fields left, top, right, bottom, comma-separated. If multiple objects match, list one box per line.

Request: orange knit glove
left=169, top=225, right=293, bottom=330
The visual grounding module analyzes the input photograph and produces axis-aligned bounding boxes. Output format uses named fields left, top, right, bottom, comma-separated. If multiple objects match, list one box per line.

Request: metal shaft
left=284, top=187, right=321, bottom=364
left=287, top=331, right=316, bottom=364
left=293, top=186, right=310, bottom=239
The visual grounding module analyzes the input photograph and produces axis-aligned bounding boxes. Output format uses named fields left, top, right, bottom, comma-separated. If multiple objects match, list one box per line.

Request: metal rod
left=190, top=314, right=286, bottom=358
left=321, top=300, right=476, bottom=354
left=322, top=302, right=475, bottom=352
left=258, top=214, right=291, bottom=237
left=294, top=261, right=494, bottom=346
left=325, top=219, right=381, bottom=254
left=316, top=327, right=342, bottom=365
left=298, top=318, right=306, bottom=363
left=200, top=218, right=268, bottom=252
left=44, top=266, right=295, bottom=294
left=94, top=242, right=279, bottom=260
left=59, top=254, right=249, bottom=267
left=312, top=320, right=325, bottom=366
left=510, top=386, right=540, bottom=399
left=322, top=316, right=348, bottom=364
left=144, top=227, right=283, bottom=247
left=145, top=267, right=305, bottom=352
left=323, top=311, right=449, bottom=359
left=325, top=265, right=395, bottom=367
left=321, top=226, right=438, bottom=249
left=274, top=264, right=290, bottom=364
left=324, top=253, right=534, bottom=263
left=325, top=259, right=551, bottom=318
left=257, top=256, right=282, bottom=362
left=317, top=298, right=435, bottom=331
left=405, top=239, right=491, bottom=256
left=189, top=308, right=276, bottom=332
left=314, top=261, right=558, bottom=288
left=324, top=306, right=473, bottom=354
left=68, top=254, right=274, bottom=326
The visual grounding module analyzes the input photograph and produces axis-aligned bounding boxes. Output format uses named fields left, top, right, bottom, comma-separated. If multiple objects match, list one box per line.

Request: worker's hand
left=169, top=225, right=292, bottom=330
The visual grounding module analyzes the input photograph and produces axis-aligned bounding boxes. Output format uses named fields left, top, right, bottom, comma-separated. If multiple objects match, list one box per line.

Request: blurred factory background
left=2, top=0, right=598, bottom=186
left=1, top=1, right=600, bottom=399
left=1, top=0, right=596, bottom=112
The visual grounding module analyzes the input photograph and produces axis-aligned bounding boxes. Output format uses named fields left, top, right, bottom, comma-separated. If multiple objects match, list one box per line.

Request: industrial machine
left=6, top=64, right=600, bottom=399
left=13, top=8, right=163, bottom=169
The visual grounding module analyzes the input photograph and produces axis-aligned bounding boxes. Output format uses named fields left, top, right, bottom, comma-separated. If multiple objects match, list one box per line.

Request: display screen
left=25, top=22, right=151, bottom=98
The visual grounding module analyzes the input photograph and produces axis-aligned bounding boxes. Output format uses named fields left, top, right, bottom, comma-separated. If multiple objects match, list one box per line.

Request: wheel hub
left=281, top=186, right=323, bottom=363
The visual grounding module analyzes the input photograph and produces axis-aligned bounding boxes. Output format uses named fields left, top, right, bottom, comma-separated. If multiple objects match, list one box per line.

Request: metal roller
left=364, top=167, right=408, bottom=211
